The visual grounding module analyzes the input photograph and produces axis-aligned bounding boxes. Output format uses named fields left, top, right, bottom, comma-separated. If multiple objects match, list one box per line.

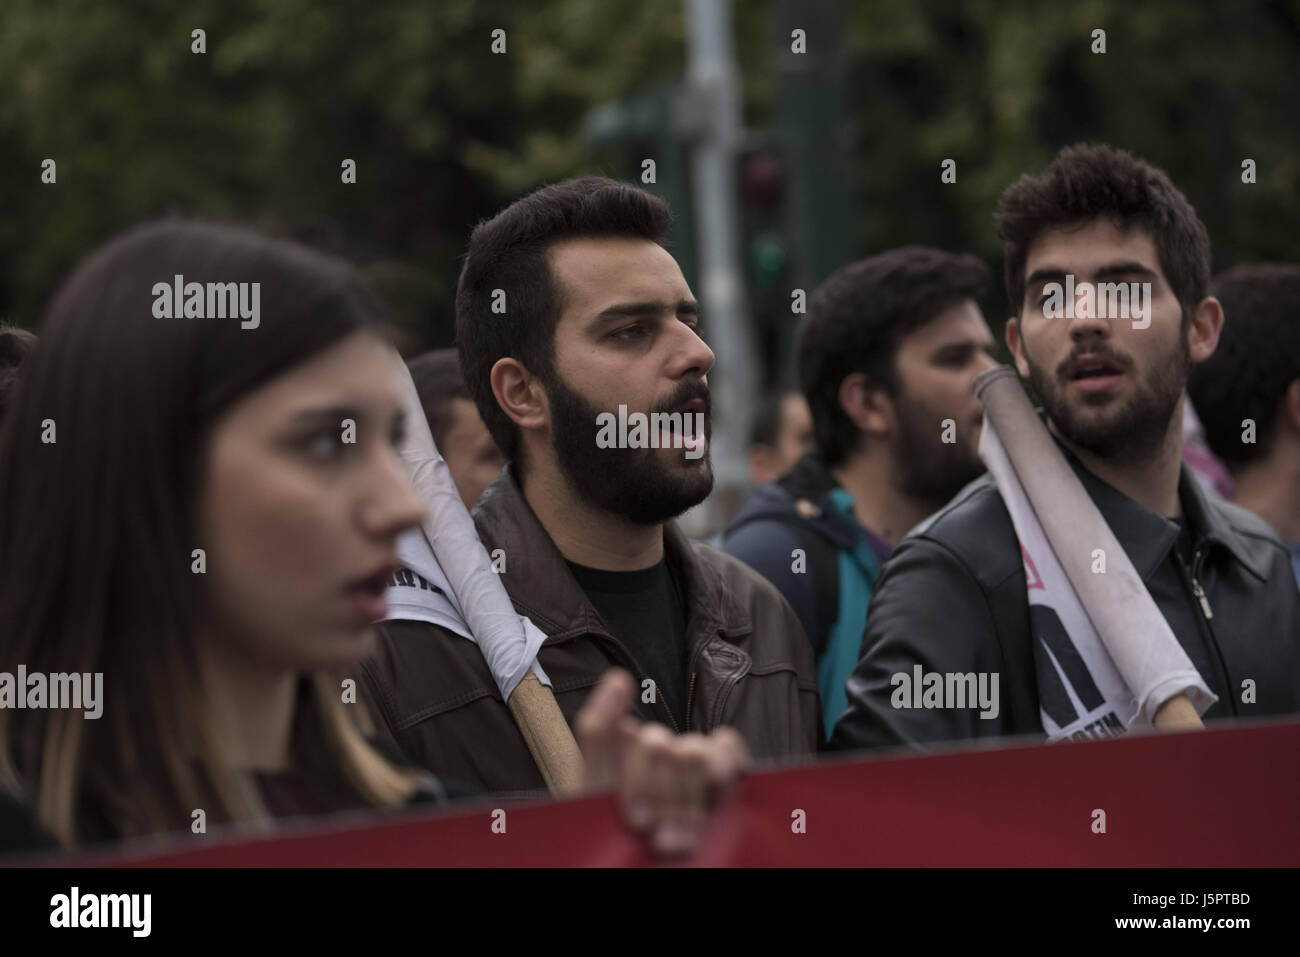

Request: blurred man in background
left=407, top=348, right=504, bottom=509
left=1188, top=264, right=1300, bottom=586
left=747, top=388, right=814, bottom=484
left=724, top=247, right=997, bottom=737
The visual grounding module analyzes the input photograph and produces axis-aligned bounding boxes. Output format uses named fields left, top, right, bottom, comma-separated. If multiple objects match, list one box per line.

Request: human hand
left=575, top=668, right=749, bottom=856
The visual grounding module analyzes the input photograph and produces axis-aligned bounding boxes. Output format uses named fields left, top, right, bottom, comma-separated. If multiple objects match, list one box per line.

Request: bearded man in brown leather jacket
left=361, top=178, right=820, bottom=794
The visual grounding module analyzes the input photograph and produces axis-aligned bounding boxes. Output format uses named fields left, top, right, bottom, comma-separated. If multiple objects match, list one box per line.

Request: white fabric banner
left=381, top=353, right=551, bottom=702
left=385, top=527, right=552, bottom=695
left=979, top=418, right=1215, bottom=740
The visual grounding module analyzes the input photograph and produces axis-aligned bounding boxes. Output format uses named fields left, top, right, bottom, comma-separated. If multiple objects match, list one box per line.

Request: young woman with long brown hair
left=0, top=220, right=747, bottom=857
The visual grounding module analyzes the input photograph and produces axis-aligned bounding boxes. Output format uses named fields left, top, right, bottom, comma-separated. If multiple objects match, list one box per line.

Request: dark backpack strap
left=749, top=510, right=840, bottom=660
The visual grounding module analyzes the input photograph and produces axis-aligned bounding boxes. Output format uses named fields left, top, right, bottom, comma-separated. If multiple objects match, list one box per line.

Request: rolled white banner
left=974, top=365, right=1215, bottom=729
left=386, top=350, right=550, bottom=703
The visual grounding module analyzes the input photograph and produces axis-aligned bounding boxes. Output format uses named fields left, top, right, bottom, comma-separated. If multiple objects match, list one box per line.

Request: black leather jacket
left=830, top=448, right=1300, bottom=752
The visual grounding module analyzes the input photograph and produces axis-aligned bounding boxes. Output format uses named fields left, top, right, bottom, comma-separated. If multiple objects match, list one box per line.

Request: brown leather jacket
left=359, top=468, right=821, bottom=795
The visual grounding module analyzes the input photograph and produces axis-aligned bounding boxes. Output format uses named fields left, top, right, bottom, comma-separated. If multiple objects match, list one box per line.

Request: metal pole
left=685, top=0, right=759, bottom=533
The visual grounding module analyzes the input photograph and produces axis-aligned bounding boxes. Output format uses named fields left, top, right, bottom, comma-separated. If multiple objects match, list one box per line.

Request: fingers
left=576, top=668, right=636, bottom=790
left=617, top=724, right=751, bottom=857
left=646, top=733, right=711, bottom=856
left=699, top=726, right=750, bottom=804
left=577, top=670, right=751, bottom=857
left=617, top=721, right=675, bottom=838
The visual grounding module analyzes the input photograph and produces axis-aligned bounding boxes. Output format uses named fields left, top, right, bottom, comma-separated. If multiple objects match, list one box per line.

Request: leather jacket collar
left=1056, top=440, right=1271, bottom=582
left=471, top=466, right=753, bottom=646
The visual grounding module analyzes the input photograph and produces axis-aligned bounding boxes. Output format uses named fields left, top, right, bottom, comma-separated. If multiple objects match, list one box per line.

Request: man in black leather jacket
left=831, top=144, right=1300, bottom=752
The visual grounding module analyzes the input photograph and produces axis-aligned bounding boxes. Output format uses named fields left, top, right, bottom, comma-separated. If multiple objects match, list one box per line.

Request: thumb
left=575, top=668, right=637, bottom=789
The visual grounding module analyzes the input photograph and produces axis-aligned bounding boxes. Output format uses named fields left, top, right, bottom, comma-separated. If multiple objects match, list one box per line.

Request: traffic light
left=739, top=149, right=789, bottom=295
left=738, top=148, right=793, bottom=386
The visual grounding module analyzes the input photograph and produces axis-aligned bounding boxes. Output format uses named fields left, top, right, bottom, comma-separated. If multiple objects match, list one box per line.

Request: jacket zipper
left=1183, top=545, right=1237, bottom=717
left=585, top=623, right=720, bottom=735
left=682, top=632, right=716, bottom=734
left=588, top=631, right=683, bottom=733
left=1190, top=549, right=1214, bottom=619
left=684, top=670, right=697, bottom=733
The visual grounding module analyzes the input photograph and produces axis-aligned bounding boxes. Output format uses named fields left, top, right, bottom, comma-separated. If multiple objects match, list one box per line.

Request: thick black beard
left=545, top=371, right=714, bottom=526
left=890, top=389, right=986, bottom=513
left=1026, top=338, right=1189, bottom=463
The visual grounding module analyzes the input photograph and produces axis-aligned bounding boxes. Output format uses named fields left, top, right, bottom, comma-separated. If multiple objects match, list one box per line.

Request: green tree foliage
left=2, top=0, right=1296, bottom=355
left=0, top=0, right=686, bottom=346
left=844, top=0, right=1300, bottom=319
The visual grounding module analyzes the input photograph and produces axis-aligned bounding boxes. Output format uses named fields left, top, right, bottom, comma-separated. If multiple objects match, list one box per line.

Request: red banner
left=67, top=718, right=1300, bottom=867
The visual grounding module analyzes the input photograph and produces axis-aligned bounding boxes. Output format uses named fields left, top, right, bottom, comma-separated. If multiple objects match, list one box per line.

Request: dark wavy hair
left=455, top=177, right=672, bottom=468
left=996, top=143, right=1211, bottom=326
left=1188, top=264, right=1300, bottom=468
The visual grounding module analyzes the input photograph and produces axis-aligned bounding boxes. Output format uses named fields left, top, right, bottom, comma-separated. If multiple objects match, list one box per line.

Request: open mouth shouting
left=1064, top=352, right=1127, bottom=394
left=669, top=396, right=708, bottom=456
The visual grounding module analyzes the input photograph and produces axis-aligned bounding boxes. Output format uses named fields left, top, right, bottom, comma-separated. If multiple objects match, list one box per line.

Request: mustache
left=1055, top=344, right=1132, bottom=377
left=655, top=380, right=711, bottom=417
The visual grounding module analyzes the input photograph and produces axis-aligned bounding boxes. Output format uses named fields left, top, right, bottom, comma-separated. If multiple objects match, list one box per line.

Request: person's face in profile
left=541, top=236, right=717, bottom=524
left=887, top=299, right=998, bottom=503
left=772, top=393, right=815, bottom=471
left=198, top=331, right=426, bottom=671
left=440, top=396, right=504, bottom=509
left=749, top=392, right=814, bottom=484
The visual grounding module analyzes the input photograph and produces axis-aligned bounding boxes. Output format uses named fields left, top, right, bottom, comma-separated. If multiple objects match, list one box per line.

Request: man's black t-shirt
left=566, top=558, right=690, bottom=729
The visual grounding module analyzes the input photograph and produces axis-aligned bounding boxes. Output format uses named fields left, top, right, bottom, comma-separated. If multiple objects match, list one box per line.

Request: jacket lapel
left=471, top=466, right=605, bottom=641
left=1057, top=444, right=1180, bottom=582
left=472, top=466, right=755, bottom=731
